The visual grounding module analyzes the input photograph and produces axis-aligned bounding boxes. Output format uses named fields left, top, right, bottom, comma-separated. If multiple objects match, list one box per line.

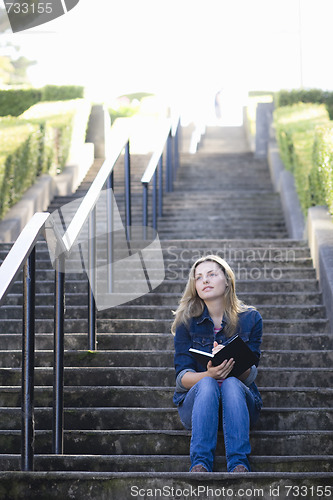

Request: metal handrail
left=0, top=112, right=182, bottom=472
left=141, top=119, right=171, bottom=184
left=46, top=117, right=132, bottom=456
left=0, top=212, right=50, bottom=472
left=0, top=212, right=50, bottom=304
left=62, top=119, right=130, bottom=252
left=141, top=116, right=180, bottom=233
left=0, top=120, right=132, bottom=469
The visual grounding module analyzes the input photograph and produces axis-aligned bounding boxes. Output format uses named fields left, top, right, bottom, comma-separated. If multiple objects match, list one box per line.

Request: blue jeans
left=177, top=376, right=261, bottom=472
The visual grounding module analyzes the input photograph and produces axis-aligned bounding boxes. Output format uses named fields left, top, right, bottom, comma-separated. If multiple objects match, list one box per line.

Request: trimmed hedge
left=41, top=85, right=84, bottom=102
left=273, top=102, right=333, bottom=214
left=275, top=88, right=333, bottom=120
left=311, top=124, right=333, bottom=213
left=0, top=89, right=42, bottom=117
left=0, top=85, right=85, bottom=117
left=20, top=100, right=80, bottom=174
left=0, top=119, right=42, bottom=217
left=0, top=99, right=90, bottom=219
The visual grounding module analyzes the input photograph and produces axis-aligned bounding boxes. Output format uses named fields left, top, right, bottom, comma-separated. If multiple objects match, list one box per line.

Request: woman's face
left=194, top=260, right=228, bottom=302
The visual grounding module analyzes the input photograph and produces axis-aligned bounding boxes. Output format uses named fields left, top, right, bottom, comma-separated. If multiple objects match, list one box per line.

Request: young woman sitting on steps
left=172, top=254, right=263, bottom=473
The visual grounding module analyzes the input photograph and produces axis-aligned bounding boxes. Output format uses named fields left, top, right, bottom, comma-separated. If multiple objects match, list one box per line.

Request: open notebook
left=189, top=335, right=258, bottom=378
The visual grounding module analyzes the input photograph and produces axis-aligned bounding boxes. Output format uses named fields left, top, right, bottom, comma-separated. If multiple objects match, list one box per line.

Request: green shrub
left=0, top=89, right=42, bottom=117
left=292, top=128, right=319, bottom=211
left=311, top=124, right=333, bottom=213
left=46, top=114, right=72, bottom=171
left=0, top=119, right=41, bottom=217
left=0, top=85, right=85, bottom=117
left=41, top=85, right=84, bottom=102
left=273, top=103, right=330, bottom=214
left=20, top=99, right=89, bottom=174
left=0, top=99, right=91, bottom=219
left=275, top=88, right=333, bottom=120
left=323, top=91, right=333, bottom=120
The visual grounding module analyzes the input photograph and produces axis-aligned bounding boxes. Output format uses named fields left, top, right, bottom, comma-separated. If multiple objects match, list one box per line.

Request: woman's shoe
left=190, top=464, right=208, bottom=472
left=231, top=465, right=249, bottom=473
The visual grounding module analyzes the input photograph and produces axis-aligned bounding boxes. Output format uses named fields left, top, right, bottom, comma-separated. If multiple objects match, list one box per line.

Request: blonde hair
left=171, top=254, right=252, bottom=337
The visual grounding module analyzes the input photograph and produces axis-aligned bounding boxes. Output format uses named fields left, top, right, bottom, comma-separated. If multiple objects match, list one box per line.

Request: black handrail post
left=142, top=182, right=148, bottom=240
left=166, top=131, right=173, bottom=192
left=152, top=169, right=157, bottom=231
left=88, top=207, right=97, bottom=350
left=21, top=247, right=36, bottom=471
left=174, top=123, right=180, bottom=175
left=124, top=140, right=131, bottom=241
left=107, top=172, right=114, bottom=294
left=53, top=252, right=65, bottom=455
left=158, top=155, right=163, bottom=217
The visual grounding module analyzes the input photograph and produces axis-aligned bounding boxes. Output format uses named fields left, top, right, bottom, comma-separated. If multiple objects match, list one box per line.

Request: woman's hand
left=208, top=341, right=234, bottom=379
left=207, top=357, right=235, bottom=379
left=211, top=341, right=252, bottom=382
left=212, top=340, right=224, bottom=355
left=180, top=341, right=234, bottom=389
left=180, top=356, right=235, bottom=389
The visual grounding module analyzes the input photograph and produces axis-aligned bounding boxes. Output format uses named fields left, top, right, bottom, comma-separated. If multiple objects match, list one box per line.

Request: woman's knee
left=221, top=377, right=245, bottom=399
left=195, top=376, right=220, bottom=397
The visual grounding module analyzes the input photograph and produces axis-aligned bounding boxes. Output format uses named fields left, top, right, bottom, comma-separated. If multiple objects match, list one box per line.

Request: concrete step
left=1, top=366, right=332, bottom=388
left=15, top=255, right=315, bottom=270
left=158, top=214, right=288, bottom=223
left=158, top=220, right=286, bottom=230
left=2, top=365, right=332, bottom=390
left=156, top=221, right=288, bottom=231
left=165, top=188, right=279, bottom=197
left=1, top=237, right=309, bottom=251
left=4, top=278, right=320, bottom=296
left=158, top=203, right=285, bottom=213
left=1, top=428, right=332, bottom=456
left=0, top=332, right=331, bottom=351
left=0, top=407, right=332, bottom=432
left=157, top=231, right=290, bottom=239
left=99, top=317, right=330, bottom=334
left=0, top=317, right=329, bottom=334
left=159, top=239, right=309, bottom=248
left=0, top=471, right=332, bottom=500
left=0, top=304, right=327, bottom=321
left=97, top=304, right=327, bottom=320
left=1, top=453, right=332, bottom=473
left=7, top=266, right=317, bottom=283
left=0, top=241, right=311, bottom=262
left=0, top=348, right=332, bottom=369
left=0, top=244, right=314, bottom=261
left=1, top=386, right=331, bottom=408
left=2, top=290, right=324, bottom=307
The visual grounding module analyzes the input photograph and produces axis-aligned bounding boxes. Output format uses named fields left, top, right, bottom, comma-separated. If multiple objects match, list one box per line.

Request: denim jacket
left=173, top=305, right=263, bottom=410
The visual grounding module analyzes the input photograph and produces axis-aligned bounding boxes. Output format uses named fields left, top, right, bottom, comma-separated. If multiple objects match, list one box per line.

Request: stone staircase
left=0, top=125, right=332, bottom=498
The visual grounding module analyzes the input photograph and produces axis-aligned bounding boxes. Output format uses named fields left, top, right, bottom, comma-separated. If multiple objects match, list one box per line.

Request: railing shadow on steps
left=0, top=114, right=180, bottom=472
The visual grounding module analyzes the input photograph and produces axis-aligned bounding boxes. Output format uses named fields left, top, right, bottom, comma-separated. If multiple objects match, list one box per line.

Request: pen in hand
left=212, top=340, right=225, bottom=355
